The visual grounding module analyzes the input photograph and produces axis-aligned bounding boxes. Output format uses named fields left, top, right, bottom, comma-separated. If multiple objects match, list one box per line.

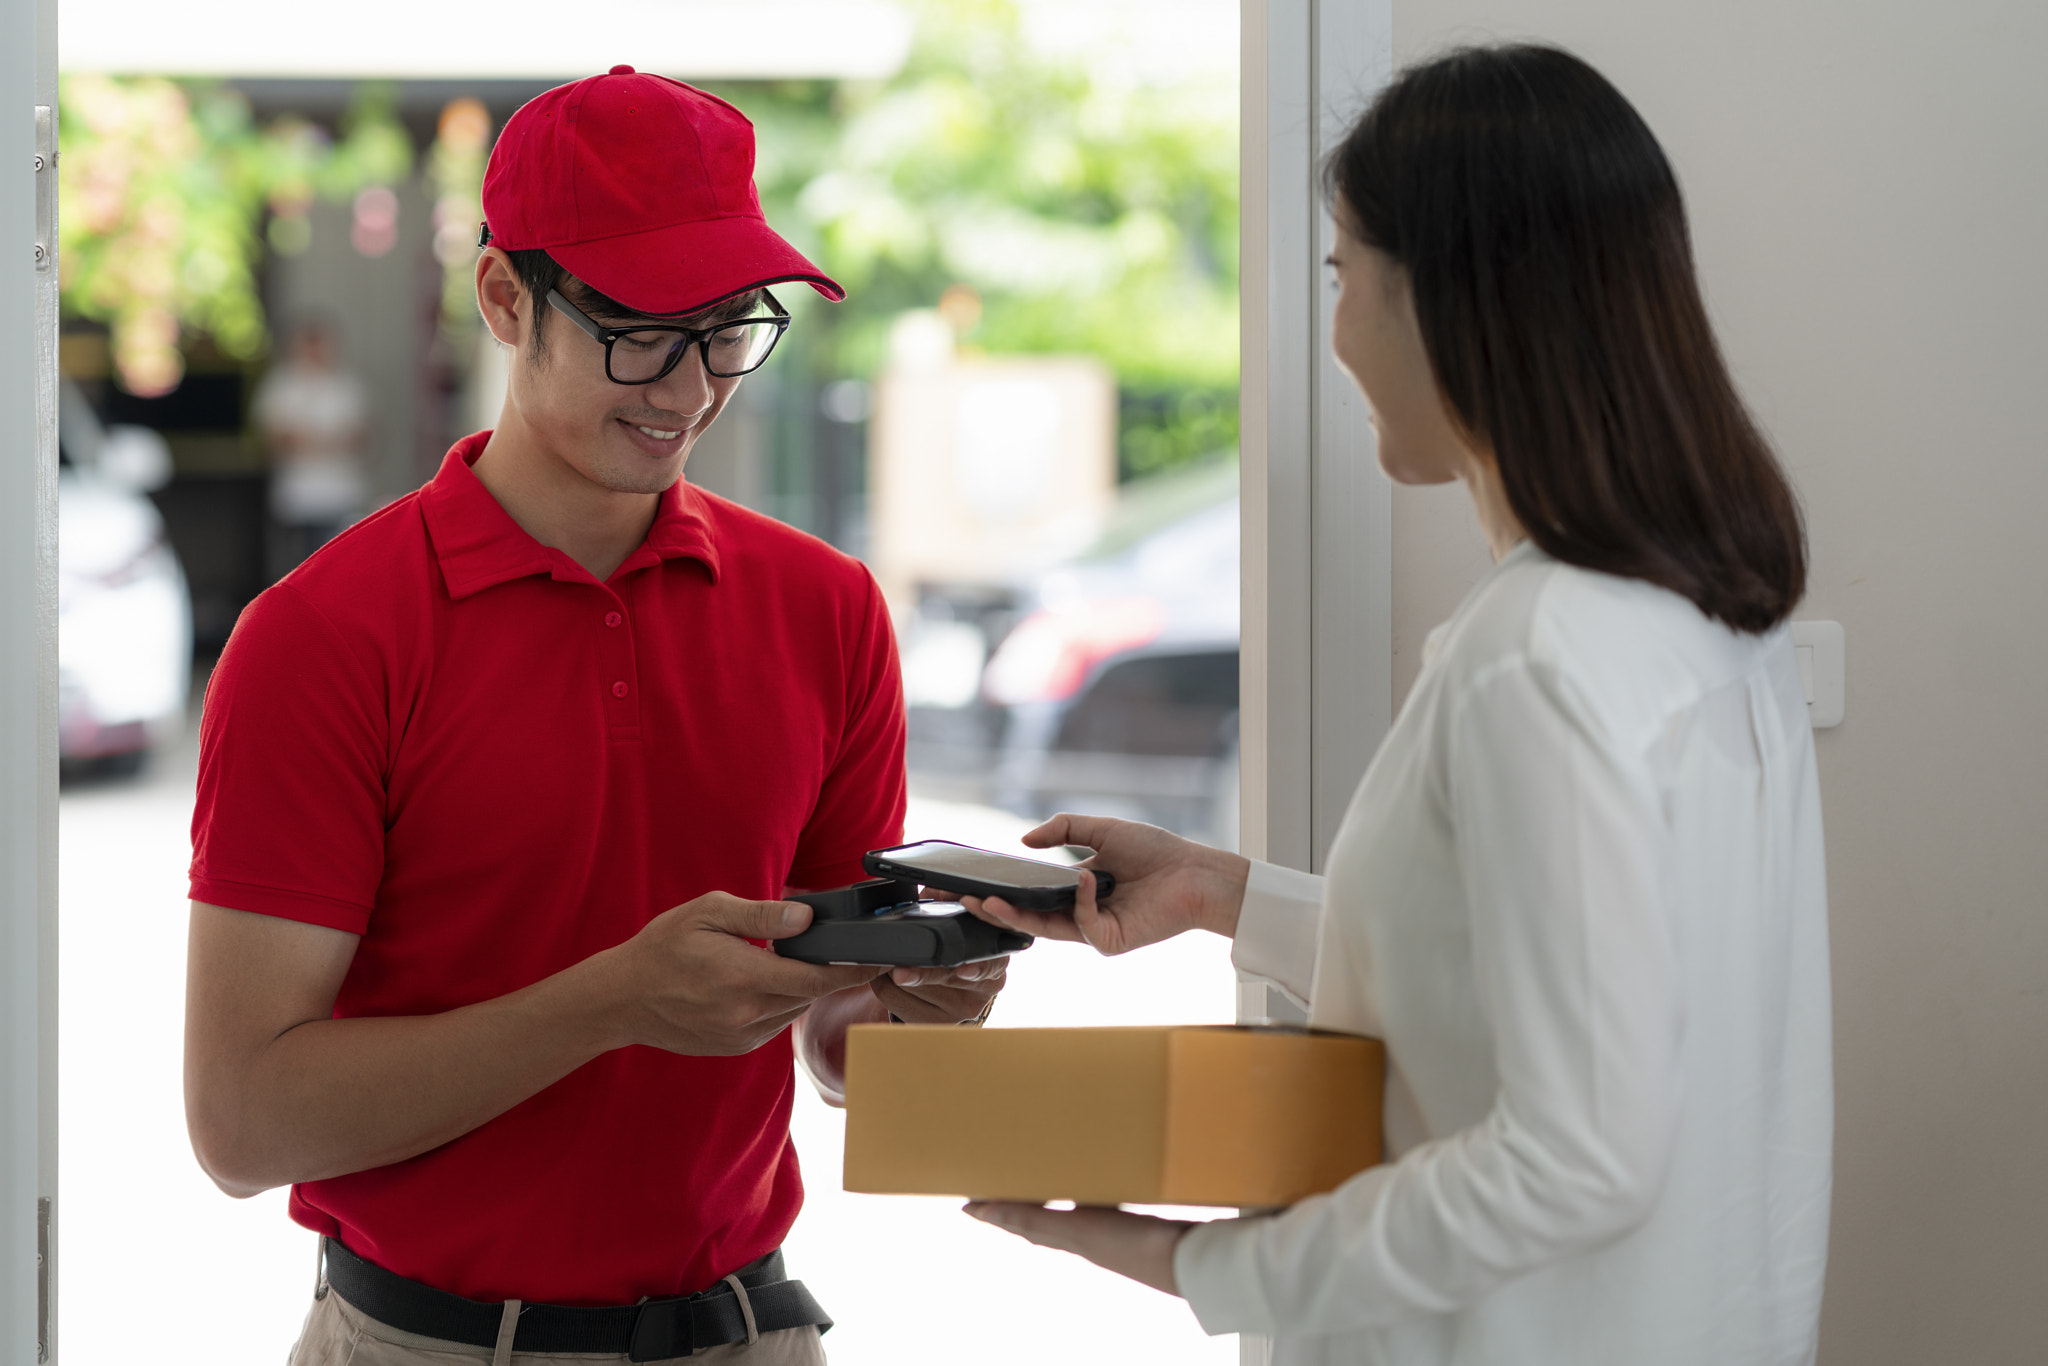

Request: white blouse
left=1175, top=541, right=1832, bottom=1366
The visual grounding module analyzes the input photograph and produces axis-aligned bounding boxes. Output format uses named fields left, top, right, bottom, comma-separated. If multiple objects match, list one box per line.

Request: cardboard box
left=842, top=1025, right=1384, bottom=1208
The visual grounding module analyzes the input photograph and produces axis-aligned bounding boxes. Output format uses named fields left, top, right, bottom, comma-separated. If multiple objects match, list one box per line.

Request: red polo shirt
left=189, top=433, right=906, bottom=1305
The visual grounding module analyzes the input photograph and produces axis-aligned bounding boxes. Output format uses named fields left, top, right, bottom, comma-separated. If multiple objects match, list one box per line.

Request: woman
left=964, top=43, right=1831, bottom=1366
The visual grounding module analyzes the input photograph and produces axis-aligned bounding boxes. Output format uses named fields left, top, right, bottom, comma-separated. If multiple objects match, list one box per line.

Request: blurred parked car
left=901, top=460, right=1240, bottom=845
left=58, top=382, right=192, bottom=772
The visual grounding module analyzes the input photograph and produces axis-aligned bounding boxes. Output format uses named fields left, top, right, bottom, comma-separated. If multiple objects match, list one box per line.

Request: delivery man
left=183, top=66, right=1003, bottom=1364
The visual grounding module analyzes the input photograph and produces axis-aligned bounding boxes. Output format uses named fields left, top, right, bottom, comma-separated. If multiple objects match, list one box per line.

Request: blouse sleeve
left=1230, top=859, right=1325, bottom=1011
left=1176, top=655, right=1684, bottom=1336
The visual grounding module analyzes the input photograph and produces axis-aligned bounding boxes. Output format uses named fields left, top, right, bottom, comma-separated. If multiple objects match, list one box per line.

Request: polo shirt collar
left=420, top=432, right=722, bottom=600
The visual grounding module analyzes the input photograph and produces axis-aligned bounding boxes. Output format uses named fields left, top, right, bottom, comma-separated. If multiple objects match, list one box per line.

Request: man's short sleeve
left=189, top=583, right=388, bottom=935
left=785, top=573, right=907, bottom=891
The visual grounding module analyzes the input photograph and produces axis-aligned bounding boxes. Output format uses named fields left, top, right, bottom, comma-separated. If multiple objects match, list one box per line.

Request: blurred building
left=869, top=311, right=1117, bottom=612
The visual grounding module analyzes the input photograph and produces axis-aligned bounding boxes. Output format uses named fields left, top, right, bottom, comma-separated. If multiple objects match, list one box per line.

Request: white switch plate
left=1788, top=620, right=1845, bottom=728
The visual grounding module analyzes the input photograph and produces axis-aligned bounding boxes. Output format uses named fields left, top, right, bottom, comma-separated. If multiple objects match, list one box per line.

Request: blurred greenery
left=716, top=0, right=1240, bottom=478
left=426, top=98, right=496, bottom=336
left=57, top=75, right=412, bottom=395
left=57, top=0, right=1238, bottom=472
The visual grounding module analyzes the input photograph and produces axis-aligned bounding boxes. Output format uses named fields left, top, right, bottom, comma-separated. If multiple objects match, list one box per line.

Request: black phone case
left=861, top=842, right=1115, bottom=911
left=774, top=879, right=1033, bottom=967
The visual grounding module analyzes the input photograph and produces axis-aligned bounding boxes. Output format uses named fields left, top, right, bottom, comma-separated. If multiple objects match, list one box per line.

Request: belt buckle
left=627, top=1295, right=695, bottom=1361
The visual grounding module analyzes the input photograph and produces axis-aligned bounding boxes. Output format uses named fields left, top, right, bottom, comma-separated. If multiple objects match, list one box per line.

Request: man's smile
left=614, top=413, right=700, bottom=456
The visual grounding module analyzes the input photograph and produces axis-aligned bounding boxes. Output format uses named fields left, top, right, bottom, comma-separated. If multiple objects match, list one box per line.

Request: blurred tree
left=57, top=76, right=412, bottom=396
left=714, top=0, right=1240, bottom=479
left=57, top=6, right=1235, bottom=471
left=428, top=97, right=495, bottom=339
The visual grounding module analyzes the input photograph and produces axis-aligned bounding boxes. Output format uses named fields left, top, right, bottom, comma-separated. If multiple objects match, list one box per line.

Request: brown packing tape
left=842, top=1025, right=1384, bottom=1208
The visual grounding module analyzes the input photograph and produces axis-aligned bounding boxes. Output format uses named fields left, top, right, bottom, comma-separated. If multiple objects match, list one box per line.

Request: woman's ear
left=474, top=248, right=527, bottom=350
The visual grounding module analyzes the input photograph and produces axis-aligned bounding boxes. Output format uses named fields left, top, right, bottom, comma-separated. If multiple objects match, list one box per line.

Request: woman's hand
left=962, top=813, right=1250, bottom=956
left=964, top=1202, right=1193, bottom=1297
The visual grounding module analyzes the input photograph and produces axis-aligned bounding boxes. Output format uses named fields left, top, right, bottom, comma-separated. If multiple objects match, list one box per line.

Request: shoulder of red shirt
left=258, top=434, right=885, bottom=635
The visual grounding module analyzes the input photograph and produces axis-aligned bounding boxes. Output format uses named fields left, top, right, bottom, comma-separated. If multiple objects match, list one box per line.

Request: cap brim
left=549, top=215, right=845, bottom=318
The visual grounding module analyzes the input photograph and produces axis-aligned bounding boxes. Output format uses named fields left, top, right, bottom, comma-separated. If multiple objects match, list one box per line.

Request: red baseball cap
left=481, top=65, right=844, bottom=317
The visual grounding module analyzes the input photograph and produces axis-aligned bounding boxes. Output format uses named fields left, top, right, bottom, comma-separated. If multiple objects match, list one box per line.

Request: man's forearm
left=191, top=951, right=628, bottom=1197
left=189, top=889, right=880, bottom=1198
left=794, top=983, right=891, bottom=1107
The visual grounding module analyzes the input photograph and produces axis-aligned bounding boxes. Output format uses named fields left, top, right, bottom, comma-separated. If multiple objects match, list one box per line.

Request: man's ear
left=475, top=247, right=527, bottom=350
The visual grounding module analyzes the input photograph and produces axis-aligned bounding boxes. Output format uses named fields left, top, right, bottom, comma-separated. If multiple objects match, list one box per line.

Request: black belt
left=321, top=1236, right=832, bottom=1361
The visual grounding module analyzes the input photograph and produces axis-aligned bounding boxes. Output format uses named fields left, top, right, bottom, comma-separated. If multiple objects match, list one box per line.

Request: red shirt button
left=605, top=611, right=623, bottom=628
left=611, top=681, right=629, bottom=698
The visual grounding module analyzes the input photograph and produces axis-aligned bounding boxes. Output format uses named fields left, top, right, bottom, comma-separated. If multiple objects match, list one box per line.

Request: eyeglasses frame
left=544, top=287, right=792, bottom=385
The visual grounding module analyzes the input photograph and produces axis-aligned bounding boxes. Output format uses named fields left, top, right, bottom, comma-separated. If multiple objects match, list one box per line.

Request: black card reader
left=774, top=877, right=1033, bottom=968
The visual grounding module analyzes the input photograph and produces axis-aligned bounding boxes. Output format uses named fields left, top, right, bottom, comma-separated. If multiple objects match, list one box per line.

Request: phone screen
left=881, top=841, right=1081, bottom=889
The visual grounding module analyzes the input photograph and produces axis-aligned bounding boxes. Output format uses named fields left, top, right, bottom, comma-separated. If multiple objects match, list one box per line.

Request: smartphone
left=862, top=840, right=1115, bottom=911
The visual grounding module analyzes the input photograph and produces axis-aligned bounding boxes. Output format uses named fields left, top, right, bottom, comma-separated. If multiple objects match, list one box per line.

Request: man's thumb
left=765, top=898, right=815, bottom=938
left=705, top=892, right=814, bottom=939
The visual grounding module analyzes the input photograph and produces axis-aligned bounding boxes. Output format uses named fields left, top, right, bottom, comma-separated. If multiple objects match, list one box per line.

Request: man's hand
left=871, top=956, right=1007, bottom=1024
left=601, top=892, right=882, bottom=1056
left=796, top=953, right=1010, bottom=1105
left=964, top=1202, right=1193, bottom=1297
left=963, top=813, right=1251, bottom=956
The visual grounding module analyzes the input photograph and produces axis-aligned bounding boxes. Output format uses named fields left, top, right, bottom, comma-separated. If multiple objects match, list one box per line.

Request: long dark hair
left=1324, top=44, right=1804, bottom=633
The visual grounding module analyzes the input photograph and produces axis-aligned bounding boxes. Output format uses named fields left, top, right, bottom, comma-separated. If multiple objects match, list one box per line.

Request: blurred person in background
left=253, top=315, right=371, bottom=569
left=963, top=44, right=1830, bottom=1366
left=184, top=66, right=1003, bottom=1365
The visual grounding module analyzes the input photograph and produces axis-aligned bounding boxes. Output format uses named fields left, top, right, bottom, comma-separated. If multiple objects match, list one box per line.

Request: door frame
left=1237, top=0, right=1392, bottom=1354
left=1238, top=0, right=1393, bottom=923
left=2, top=0, right=61, bottom=1360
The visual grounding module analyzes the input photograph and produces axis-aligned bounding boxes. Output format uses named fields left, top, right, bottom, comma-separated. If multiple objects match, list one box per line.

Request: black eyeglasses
left=545, top=288, right=792, bottom=384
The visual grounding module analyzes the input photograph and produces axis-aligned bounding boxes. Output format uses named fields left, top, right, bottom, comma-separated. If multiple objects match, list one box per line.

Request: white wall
left=1381, top=2, right=2048, bottom=1358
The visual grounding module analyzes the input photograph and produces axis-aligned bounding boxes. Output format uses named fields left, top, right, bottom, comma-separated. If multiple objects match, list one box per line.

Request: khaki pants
left=289, top=1279, right=827, bottom=1366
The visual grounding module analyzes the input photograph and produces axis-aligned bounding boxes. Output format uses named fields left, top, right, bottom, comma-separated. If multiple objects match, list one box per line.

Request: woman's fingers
left=963, top=1202, right=1190, bottom=1296
left=961, top=894, right=1086, bottom=943
left=1069, top=868, right=1126, bottom=955
left=968, top=876, right=1128, bottom=954
left=964, top=1200, right=1069, bottom=1246
left=1020, top=815, right=1073, bottom=849
left=1022, top=811, right=1115, bottom=853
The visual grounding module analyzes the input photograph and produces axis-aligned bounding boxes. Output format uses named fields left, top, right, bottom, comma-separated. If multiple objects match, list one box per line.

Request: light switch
left=1788, top=621, right=1845, bottom=728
